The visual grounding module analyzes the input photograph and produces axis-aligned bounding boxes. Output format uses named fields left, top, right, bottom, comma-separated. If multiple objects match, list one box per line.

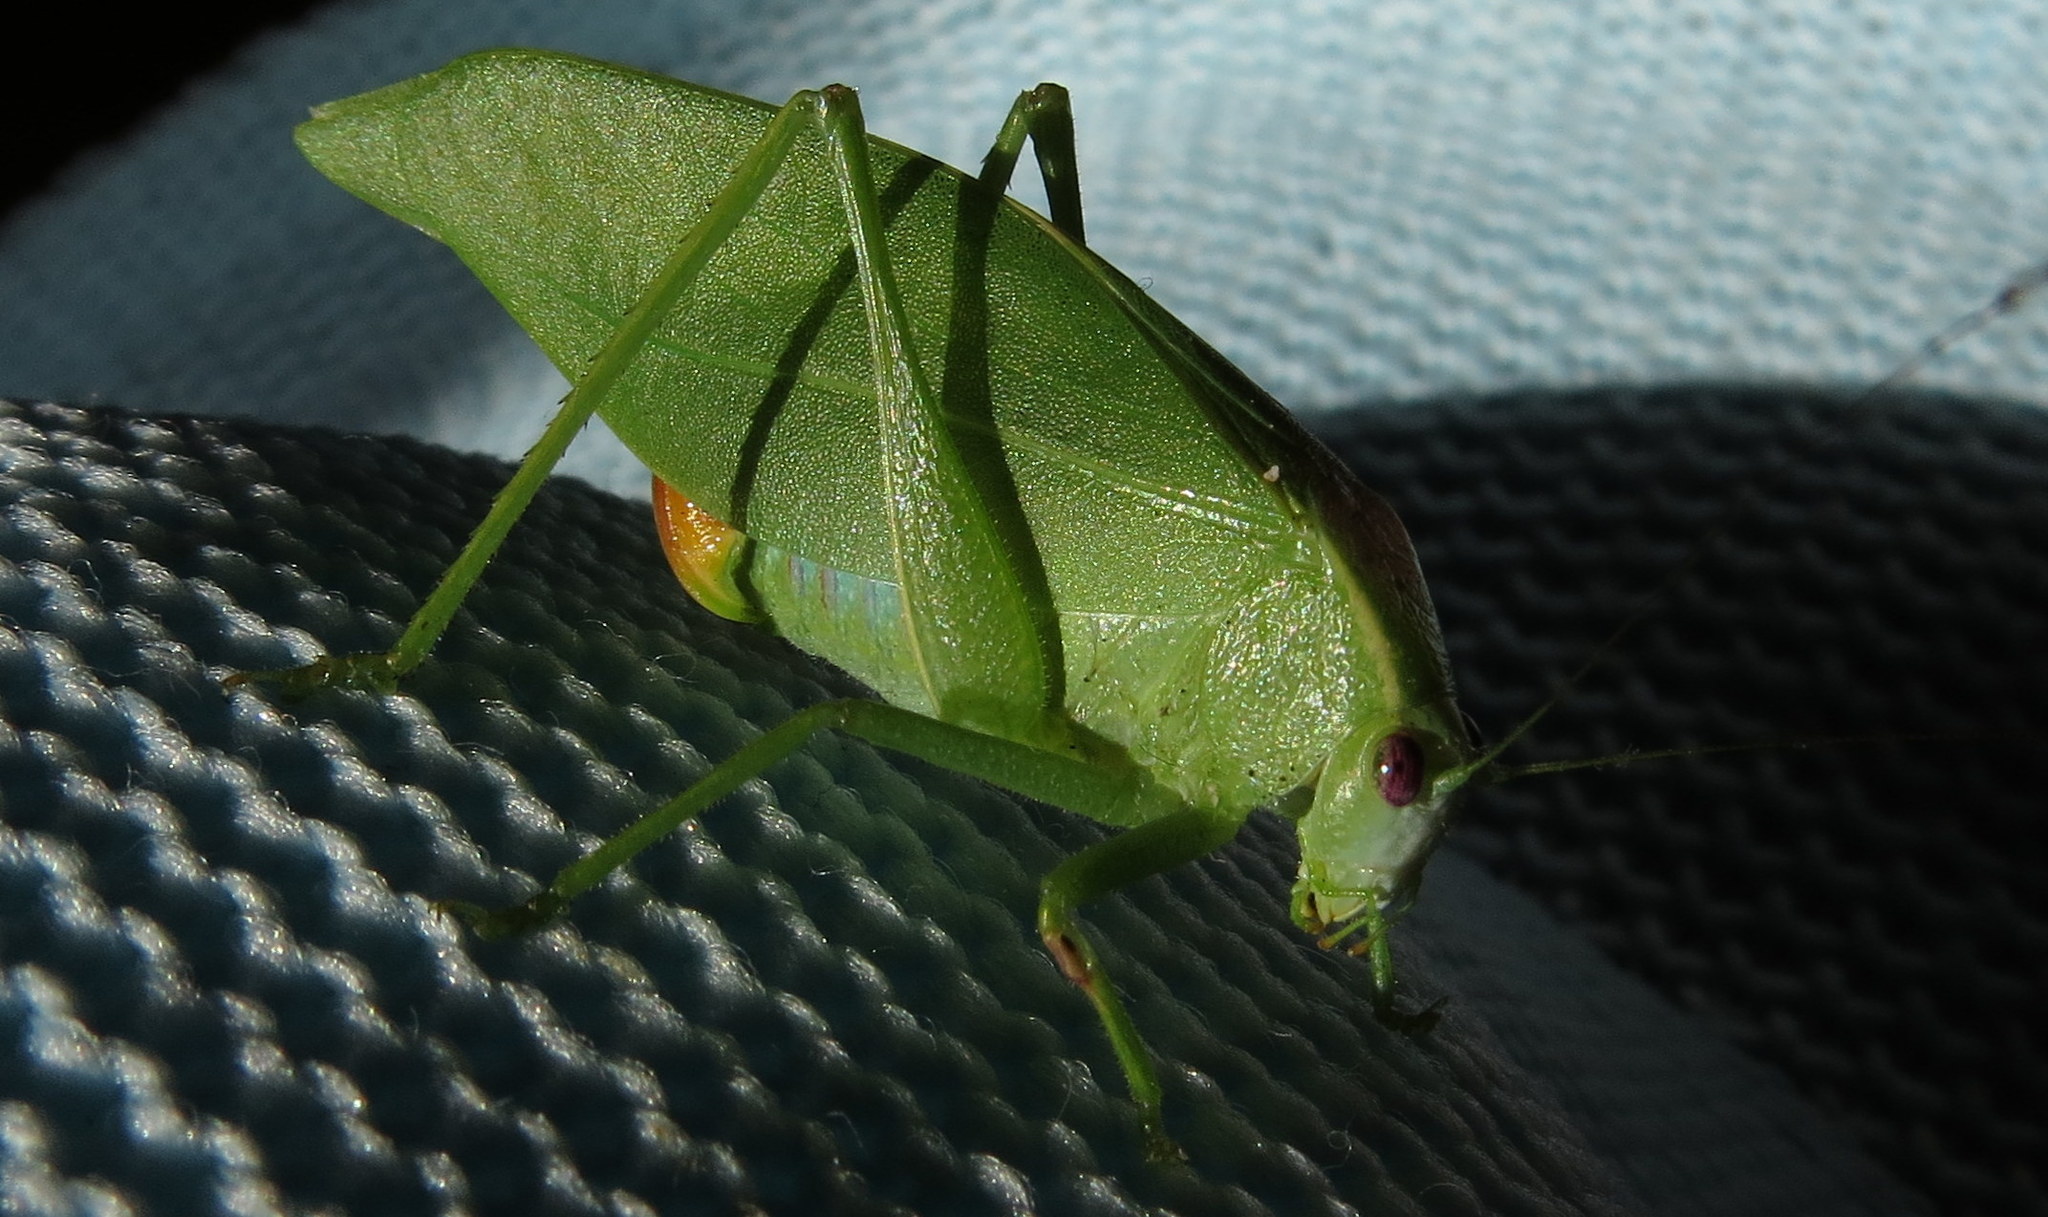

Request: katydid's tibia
left=256, top=50, right=1547, bottom=1157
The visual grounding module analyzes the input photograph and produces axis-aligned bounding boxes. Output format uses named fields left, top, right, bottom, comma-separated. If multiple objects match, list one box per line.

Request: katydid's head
left=1288, top=705, right=1480, bottom=952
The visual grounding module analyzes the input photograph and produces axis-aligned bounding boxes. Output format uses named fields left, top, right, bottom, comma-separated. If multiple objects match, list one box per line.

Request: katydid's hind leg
left=811, top=87, right=1059, bottom=734
left=1037, top=806, right=1246, bottom=1159
left=979, top=84, right=1086, bottom=244
left=231, top=90, right=834, bottom=698
left=446, top=693, right=1101, bottom=937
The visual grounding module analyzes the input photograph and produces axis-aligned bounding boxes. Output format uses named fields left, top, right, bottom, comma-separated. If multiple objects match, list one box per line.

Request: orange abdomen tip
left=651, top=477, right=764, bottom=623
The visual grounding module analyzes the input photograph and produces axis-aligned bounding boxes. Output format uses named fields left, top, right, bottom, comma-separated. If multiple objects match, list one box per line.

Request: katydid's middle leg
left=1038, top=804, right=1248, bottom=1160
left=450, top=696, right=1189, bottom=935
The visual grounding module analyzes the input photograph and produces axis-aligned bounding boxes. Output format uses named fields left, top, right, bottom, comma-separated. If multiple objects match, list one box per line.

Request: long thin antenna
left=1872, top=259, right=2048, bottom=397
left=1472, top=256, right=2048, bottom=783
left=1477, top=726, right=2007, bottom=785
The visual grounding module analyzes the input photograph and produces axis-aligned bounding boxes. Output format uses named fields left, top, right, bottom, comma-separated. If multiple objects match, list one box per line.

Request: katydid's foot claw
left=225, top=651, right=405, bottom=697
left=1373, top=993, right=1446, bottom=1036
left=1143, top=1128, right=1187, bottom=1164
left=438, top=892, right=568, bottom=940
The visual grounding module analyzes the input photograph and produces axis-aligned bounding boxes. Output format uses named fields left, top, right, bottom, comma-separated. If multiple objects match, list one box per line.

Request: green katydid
left=248, top=48, right=1988, bottom=1157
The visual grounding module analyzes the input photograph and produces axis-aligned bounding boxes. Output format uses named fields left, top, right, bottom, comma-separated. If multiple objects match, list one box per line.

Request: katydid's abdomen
left=655, top=455, right=1450, bottom=828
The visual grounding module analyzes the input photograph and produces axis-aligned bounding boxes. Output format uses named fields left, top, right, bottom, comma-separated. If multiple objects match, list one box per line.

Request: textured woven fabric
left=6, top=391, right=2005, bottom=1216
left=1, top=399, right=1647, bottom=1216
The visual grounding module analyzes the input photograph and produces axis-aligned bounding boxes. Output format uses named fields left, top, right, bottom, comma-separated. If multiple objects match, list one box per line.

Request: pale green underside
left=296, top=50, right=1455, bottom=813
left=746, top=534, right=1366, bottom=818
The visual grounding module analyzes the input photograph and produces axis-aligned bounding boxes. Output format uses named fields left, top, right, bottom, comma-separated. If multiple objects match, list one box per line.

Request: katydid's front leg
left=1301, top=891, right=1445, bottom=1035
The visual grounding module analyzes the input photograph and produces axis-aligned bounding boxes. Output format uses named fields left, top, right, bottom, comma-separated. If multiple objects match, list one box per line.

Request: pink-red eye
left=1374, top=733, right=1423, bottom=807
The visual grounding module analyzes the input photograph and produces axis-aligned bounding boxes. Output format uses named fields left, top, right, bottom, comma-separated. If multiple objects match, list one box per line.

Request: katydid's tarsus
left=252, top=49, right=1626, bottom=1156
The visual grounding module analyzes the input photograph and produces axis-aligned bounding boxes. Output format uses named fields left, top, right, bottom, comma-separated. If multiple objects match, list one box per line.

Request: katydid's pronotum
left=242, top=49, right=2036, bottom=1157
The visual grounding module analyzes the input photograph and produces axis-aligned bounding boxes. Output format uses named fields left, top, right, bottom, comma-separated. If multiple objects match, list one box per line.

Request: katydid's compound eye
left=1374, top=733, right=1423, bottom=807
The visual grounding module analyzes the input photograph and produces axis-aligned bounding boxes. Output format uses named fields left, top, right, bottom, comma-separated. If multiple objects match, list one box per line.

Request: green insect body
left=271, top=48, right=1490, bottom=1156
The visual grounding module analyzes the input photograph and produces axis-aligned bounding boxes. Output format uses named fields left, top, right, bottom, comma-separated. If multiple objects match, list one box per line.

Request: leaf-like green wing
left=296, top=49, right=1296, bottom=622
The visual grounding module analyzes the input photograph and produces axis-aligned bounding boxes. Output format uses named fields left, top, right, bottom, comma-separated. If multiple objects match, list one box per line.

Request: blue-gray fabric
left=6, top=3, right=2042, bottom=1214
